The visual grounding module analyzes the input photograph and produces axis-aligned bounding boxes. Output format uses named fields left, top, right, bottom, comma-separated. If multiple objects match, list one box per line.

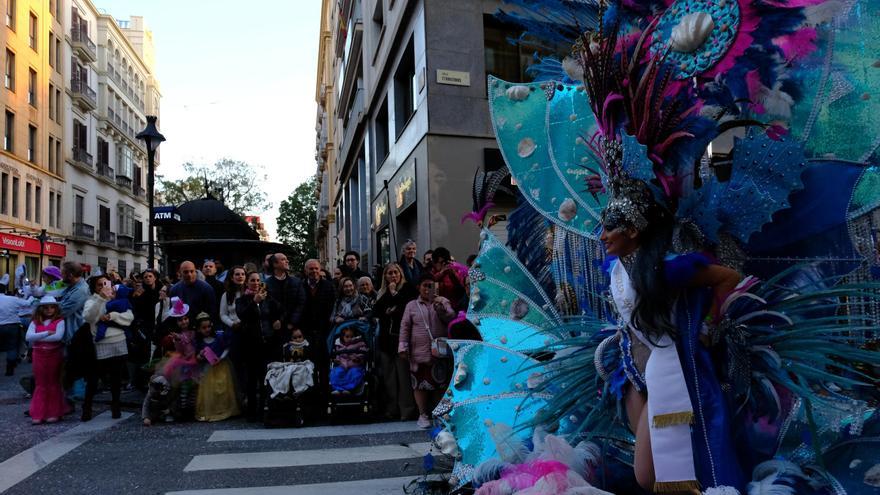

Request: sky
left=95, top=0, right=323, bottom=240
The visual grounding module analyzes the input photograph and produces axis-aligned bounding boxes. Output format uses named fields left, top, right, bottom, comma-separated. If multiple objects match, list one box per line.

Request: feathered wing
left=489, top=76, right=608, bottom=239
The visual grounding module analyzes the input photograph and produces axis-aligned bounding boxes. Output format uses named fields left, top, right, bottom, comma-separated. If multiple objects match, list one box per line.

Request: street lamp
left=136, top=115, right=165, bottom=270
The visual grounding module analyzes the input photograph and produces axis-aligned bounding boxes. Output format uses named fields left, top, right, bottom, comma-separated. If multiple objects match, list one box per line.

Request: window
left=97, top=256, right=107, bottom=274
left=48, top=137, right=55, bottom=173
left=374, top=97, right=389, bottom=165
left=55, top=38, right=61, bottom=72
left=25, top=182, right=31, bottom=221
left=118, top=260, right=127, bottom=277
left=12, top=177, right=19, bottom=217
left=49, top=33, right=54, bottom=68
left=55, top=88, right=61, bottom=121
left=6, top=0, right=14, bottom=30
left=75, top=194, right=84, bottom=223
left=28, top=68, right=36, bottom=106
left=393, top=37, right=416, bottom=138
left=56, top=193, right=61, bottom=228
left=48, top=83, right=55, bottom=120
left=117, top=204, right=134, bottom=237
left=483, top=14, right=532, bottom=83
left=55, top=140, right=61, bottom=175
left=134, top=220, right=143, bottom=244
left=133, top=262, right=141, bottom=275
left=27, top=125, right=36, bottom=163
left=73, top=119, right=86, bottom=153
left=5, top=50, right=14, bottom=90
left=4, top=111, right=12, bottom=152
left=34, top=185, right=41, bottom=223
left=49, top=191, right=55, bottom=226
left=28, top=13, right=37, bottom=50
left=0, top=173, right=7, bottom=215
left=371, top=0, right=385, bottom=55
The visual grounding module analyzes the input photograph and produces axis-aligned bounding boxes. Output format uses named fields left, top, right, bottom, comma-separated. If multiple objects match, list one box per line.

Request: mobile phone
left=427, top=282, right=437, bottom=300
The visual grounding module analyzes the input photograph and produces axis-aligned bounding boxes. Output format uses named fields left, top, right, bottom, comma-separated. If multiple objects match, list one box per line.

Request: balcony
left=72, top=222, right=95, bottom=241
left=134, top=186, right=146, bottom=198
left=71, top=28, right=97, bottom=63
left=72, top=147, right=93, bottom=169
left=71, top=79, right=97, bottom=111
left=98, top=230, right=116, bottom=246
left=115, top=175, right=132, bottom=188
left=134, top=241, right=146, bottom=253
left=96, top=162, right=114, bottom=182
left=117, top=234, right=134, bottom=250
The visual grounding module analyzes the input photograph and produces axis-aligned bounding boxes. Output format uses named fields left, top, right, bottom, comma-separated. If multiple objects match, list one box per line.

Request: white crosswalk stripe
left=168, top=421, right=432, bottom=494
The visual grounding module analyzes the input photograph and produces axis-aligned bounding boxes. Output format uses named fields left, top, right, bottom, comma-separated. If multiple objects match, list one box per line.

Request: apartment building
left=0, top=0, right=68, bottom=279
left=64, top=0, right=159, bottom=275
left=315, top=0, right=521, bottom=268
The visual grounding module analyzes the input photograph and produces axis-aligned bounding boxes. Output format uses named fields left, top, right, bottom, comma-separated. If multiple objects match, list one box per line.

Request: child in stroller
left=263, top=328, right=316, bottom=427
left=329, top=325, right=367, bottom=394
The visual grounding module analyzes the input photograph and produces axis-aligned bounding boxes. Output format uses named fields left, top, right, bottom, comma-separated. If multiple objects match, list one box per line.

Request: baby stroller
left=326, top=319, right=377, bottom=421
left=263, top=340, right=320, bottom=428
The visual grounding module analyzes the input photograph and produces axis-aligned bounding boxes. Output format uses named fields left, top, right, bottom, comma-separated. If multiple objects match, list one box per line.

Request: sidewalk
left=0, top=361, right=144, bottom=464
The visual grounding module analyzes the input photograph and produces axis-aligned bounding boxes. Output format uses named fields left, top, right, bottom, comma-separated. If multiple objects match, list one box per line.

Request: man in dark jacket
left=341, top=250, right=370, bottom=281
left=300, top=259, right=336, bottom=393
left=170, top=261, right=217, bottom=319
left=263, top=253, right=306, bottom=343
left=201, top=259, right=225, bottom=304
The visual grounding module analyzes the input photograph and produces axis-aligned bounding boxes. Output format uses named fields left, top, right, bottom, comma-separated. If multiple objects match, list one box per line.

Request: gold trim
left=653, top=479, right=701, bottom=493
left=652, top=411, right=694, bottom=428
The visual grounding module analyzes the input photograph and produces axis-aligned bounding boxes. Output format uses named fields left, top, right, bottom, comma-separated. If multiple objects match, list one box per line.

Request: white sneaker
left=417, top=414, right=431, bottom=429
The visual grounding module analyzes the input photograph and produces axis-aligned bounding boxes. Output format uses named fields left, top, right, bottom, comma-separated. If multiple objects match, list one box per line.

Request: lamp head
left=136, top=115, right=166, bottom=153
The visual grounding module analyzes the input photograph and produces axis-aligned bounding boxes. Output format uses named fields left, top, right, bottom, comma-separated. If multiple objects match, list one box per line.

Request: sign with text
left=437, top=69, right=471, bottom=87
left=153, top=206, right=181, bottom=223
left=373, top=195, right=388, bottom=229
left=392, top=161, right=417, bottom=213
left=0, top=233, right=66, bottom=257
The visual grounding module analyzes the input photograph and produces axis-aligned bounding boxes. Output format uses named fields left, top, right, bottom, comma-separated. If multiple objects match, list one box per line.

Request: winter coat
left=399, top=297, right=454, bottom=370
left=373, top=282, right=418, bottom=354
left=333, top=336, right=367, bottom=369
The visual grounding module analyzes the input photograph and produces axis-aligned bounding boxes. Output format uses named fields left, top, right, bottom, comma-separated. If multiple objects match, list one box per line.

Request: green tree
left=157, top=159, right=271, bottom=216
left=277, top=177, right=318, bottom=272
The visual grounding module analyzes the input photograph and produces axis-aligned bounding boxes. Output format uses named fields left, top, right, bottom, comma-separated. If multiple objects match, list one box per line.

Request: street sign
left=437, top=69, right=470, bottom=87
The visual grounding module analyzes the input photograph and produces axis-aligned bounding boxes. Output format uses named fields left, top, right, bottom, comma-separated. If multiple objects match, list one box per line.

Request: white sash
left=610, top=260, right=698, bottom=492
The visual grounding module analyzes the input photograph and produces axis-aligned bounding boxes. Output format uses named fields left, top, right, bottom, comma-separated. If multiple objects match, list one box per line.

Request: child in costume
left=25, top=296, right=66, bottom=424
left=158, top=298, right=199, bottom=421
left=329, top=325, right=367, bottom=394
left=193, top=312, right=239, bottom=421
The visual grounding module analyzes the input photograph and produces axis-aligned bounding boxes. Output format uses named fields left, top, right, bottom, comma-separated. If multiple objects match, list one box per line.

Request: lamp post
left=136, top=115, right=165, bottom=269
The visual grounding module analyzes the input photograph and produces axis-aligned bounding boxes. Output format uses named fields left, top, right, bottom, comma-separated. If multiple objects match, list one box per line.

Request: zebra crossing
left=165, top=421, right=433, bottom=494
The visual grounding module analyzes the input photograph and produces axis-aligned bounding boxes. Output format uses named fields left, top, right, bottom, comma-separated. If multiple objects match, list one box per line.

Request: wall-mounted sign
left=0, top=233, right=66, bottom=257
left=153, top=206, right=181, bottom=223
left=373, top=196, right=388, bottom=229
left=437, top=69, right=471, bottom=87
left=392, top=161, right=417, bottom=213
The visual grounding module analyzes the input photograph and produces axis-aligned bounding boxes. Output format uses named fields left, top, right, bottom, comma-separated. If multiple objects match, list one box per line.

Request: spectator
left=219, top=266, right=247, bottom=331
left=0, top=283, right=31, bottom=376
left=399, top=240, right=424, bottom=286
left=423, top=250, right=433, bottom=267
left=357, top=276, right=377, bottom=306
left=300, top=259, right=336, bottom=389
left=130, top=269, right=161, bottom=387
left=83, top=274, right=133, bottom=420
left=26, top=296, right=66, bottom=424
left=58, top=261, right=89, bottom=342
left=169, top=261, right=217, bottom=320
left=332, top=266, right=343, bottom=287
left=235, top=271, right=281, bottom=421
left=332, top=278, right=372, bottom=324
left=341, top=251, right=370, bottom=281
left=431, top=247, right=469, bottom=312
left=264, top=253, right=306, bottom=345
left=201, top=260, right=225, bottom=304
left=399, top=273, right=455, bottom=428
left=466, top=254, right=478, bottom=268
left=373, top=262, right=418, bottom=421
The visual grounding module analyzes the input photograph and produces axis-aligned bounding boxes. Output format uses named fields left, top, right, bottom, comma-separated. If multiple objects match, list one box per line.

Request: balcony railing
left=71, top=28, right=97, bottom=62
left=71, top=79, right=97, bottom=109
left=117, top=234, right=134, bottom=250
left=72, top=147, right=93, bottom=167
left=96, top=162, right=114, bottom=179
left=134, top=241, right=146, bottom=252
left=134, top=186, right=146, bottom=198
left=98, top=230, right=116, bottom=245
left=115, top=175, right=132, bottom=188
left=72, top=222, right=95, bottom=240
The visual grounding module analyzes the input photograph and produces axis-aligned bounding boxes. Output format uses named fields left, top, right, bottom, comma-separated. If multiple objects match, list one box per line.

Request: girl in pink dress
left=26, top=296, right=66, bottom=424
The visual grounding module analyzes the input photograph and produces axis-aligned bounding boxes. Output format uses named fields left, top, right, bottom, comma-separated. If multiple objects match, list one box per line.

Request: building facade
left=63, top=0, right=159, bottom=276
left=315, top=0, right=519, bottom=270
left=0, top=0, right=68, bottom=279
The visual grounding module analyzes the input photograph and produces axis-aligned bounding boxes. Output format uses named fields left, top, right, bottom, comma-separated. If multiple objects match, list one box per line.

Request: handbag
left=416, top=303, right=449, bottom=358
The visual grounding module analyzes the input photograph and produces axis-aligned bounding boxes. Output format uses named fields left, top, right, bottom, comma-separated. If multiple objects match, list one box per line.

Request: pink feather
left=746, top=70, right=766, bottom=114
left=500, top=460, right=570, bottom=490
left=774, top=28, right=818, bottom=60
left=461, top=202, right=495, bottom=225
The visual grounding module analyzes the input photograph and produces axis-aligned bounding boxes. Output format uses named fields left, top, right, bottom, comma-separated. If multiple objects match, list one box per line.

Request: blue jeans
left=0, top=323, right=21, bottom=363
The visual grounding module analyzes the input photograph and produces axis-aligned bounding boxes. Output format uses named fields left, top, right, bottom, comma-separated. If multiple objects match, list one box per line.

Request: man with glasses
left=341, top=250, right=369, bottom=281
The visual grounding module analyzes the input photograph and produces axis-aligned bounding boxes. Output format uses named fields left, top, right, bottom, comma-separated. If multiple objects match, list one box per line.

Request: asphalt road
left=0, top=365, right=435, bottom=495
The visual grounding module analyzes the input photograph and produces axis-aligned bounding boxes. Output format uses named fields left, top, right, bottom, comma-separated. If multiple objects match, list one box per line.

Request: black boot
left=80, top=402, right=93, bottom=422
left=5, top=360, right=14, bottom=376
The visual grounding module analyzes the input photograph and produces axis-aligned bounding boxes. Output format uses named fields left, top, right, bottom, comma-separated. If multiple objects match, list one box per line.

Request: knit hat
left=168, top=296, right=190, bottom=318
left=42, top=266, right=62, bottom=281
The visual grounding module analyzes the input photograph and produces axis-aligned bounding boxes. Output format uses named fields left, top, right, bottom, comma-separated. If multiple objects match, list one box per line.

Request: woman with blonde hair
left=372, top=262, right=418, bottom=420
